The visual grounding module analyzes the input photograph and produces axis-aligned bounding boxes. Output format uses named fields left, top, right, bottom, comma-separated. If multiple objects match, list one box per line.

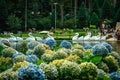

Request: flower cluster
left=44, top=49, right=55, bottom=55
left=84, top=45, right=92, bottom=50
left=2, top=47, right=17, bottom=57
left=33, top=44, right=46, bottom=58
left=25, top=54, right=39, bottom=64
left=92, top=44, right=109, bottom=57
left=72, top=44, right=84, bottom=51
left=26, top=49, right=34, bottom=55
left=109, top=72, right=120, bottom=80
left=60, top=40, right=72, bottom=49
left=65, top=55, right=79, bottom=62
left=101, top=42, right=112, bottom=53
left=0, top=69, right=18, bottom=80
left=44, top=39, right=56, bottom=49
left=49, top=59, right=65, bottom=70
left=40, top=64, right=58, bottom=79
left=97, top=62, right=109, bottom=73
left=18, top=64, right=45, bottom=80
left=103, top=55, right=119, bottom=73
left=13, top=54, right=26, bottom=63
left=0, top=57, right=12, bottom=72
left=53, top=49, right=68, bottom=59
left=12, top=61, right=29, bottom=71
left=41, top=53, right=54, bottom=62
left=60, top=60, right=81, bottom=79
left=79, top=62, right=98, bottom=80
left=27, top=41, right=39, bottom=50
left=72, top=49, right=85, bottom=58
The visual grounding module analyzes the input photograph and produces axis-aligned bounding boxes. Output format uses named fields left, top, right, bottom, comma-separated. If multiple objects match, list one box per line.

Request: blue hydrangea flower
left=44, top=39, right=56, bottom=49
left=26, top=54, right=39, bottom=64
left=101, top=42, right=112, bottom=53
left=92, top=44, right=109, bottom=57
left=60, top=40, right=72, bottom=49
left=84, top=45, right=92, bottom=50
left=18, top=64, right=45, bottom=80
left=109, top=72, right=120, bottom=80
left=12, top=52, right=23, bottom=58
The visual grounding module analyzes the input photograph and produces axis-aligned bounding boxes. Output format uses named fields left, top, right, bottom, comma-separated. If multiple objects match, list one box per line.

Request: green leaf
left=36, top=60, right=44, bottom=65
left=91, top=56, right=102, bottom=65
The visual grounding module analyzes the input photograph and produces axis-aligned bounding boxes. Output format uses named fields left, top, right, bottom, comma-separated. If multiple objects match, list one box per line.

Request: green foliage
left=0, top=46, right=4, bottom=56
left=90, top=25, right=96, bottom=29
left=6, top=14, right=22, bottom=31
left=78, top=2, right=89, bottom=28
left=79, top=32, right=86, bottom=36
left=38, top=16, right=51, bottom=30
left=0, top=57, right=12, bottom=72
left=36, top=60, right=44, bottom=65
left=63, top=19, right=75, bottom=29
left=90, top=12, right=99, bottom=27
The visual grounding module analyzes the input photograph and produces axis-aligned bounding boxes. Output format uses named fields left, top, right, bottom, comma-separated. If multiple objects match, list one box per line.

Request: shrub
left=0, top=69, right=18, bottom=80
left=60, top=60, right=81, bottom=79
left=33, top=44, right=46, bottom=58
left=109, top=72, right=120, bottom=80
left=92, top=44, right=109, bottom=57
left=53, top=49, right=68, bottom=59
left=40, top=64, right=58, bottom=79
left=2, top=47, right=17, bottom=58
left=44, top=39, right=56, bottom=49
left=101, top=42, right=112, bottom=53
left=12, top=61, right=29, bottom=71
left=79, top=62, right=98, bottom=80
left=27, top=41, right=39, bottom=50
left=72, top=49, right=85, bottom=58
left=41, top=54, right=54, bottom=62
left=60, top=40, right=72, bottom=49
left=103, top=55, right=119, bottom=73
left=18, top=64, right=45, bottom=80
left=26, top=54, right=39, bottom=64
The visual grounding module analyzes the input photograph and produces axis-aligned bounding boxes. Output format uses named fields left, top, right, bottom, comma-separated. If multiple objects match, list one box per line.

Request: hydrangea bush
left=44, top=39, right=56, bottom=49
left=92, top=44, right=109, bottom=57
left=72, top=49, right=85, bottom=58
left=18, top=64, right=45, bottom=80
left=12, top=61, right=29, bottom=71
left=41, top=53, right=54, bottom=62
left=53, top=49, right=68, bottom=59
left=101, top=42, right=112, bottom=53
left=60, top=40, right=72, bottom=49
left=40, top=64, right=58, bottom=79
left=33, top=44, right=46, bottom=58
left=27, top=41, right=39, bottom=50
left=79, top=62, right=98, bottom=80
left=60, top=60, right=81, bottom=79
left=2, top=47, right=17, bottom=57
left=13, top=54, right=26, bottom=63
left=103, top=55, right=119, bottom=73
left=72, top=44, right=84, bottom=51
left=0, top=69, right=18, bottom=80
left=109, top=72, right=120, bottom=80
left=25, top=54, right=39, bottom=64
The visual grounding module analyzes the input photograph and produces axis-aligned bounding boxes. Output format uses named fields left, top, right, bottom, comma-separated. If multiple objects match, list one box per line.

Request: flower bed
left=0, top=40, right=120, bottom=80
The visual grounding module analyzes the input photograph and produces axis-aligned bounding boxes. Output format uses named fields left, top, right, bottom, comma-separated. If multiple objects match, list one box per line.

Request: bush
left=60, top=40, right=72, bottom=49
left=92, top=44, right=109, bottom=57
left=18, top=64, right=45, bottom=80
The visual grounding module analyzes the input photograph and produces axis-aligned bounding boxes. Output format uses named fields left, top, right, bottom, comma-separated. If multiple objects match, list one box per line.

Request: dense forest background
left=0, top=0, right=120, bottom=32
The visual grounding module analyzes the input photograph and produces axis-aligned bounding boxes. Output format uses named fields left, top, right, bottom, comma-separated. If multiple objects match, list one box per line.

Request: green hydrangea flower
left=60, top=60, right=81, bottom=79
left=72, top=44, right=84, bottom=51
left=0, top=69, right=18, bottom=80
left=79, top=62, right=98, bottom=80
left=72, top=49, right=85, bottom=58
left=12, top=61, right=29, bottom=71
left=40, top=64, right=58, bottom=79
left=2, top=47, right=17, bottom=57
left=103, top=55, right=119, bottom=73
left=33, top=44, right=46, bottom=58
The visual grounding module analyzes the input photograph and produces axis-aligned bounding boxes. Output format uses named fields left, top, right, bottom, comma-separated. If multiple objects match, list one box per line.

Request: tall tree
left=78, top=2, right=89, bottom=28
left=0, top=0, right=8, bottom=31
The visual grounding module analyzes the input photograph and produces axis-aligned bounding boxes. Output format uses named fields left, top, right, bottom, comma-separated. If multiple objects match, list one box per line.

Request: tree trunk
left=60, top=4, right=64, bottom=27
